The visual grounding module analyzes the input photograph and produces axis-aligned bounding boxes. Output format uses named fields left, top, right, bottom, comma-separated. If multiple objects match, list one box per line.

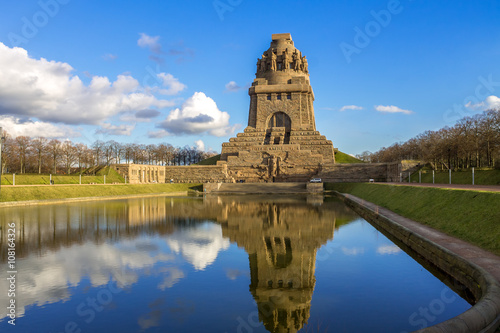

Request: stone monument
left=220, top=33, right=335, bottom=182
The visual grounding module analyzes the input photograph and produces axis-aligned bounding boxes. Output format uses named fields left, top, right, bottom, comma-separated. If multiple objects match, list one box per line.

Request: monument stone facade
left=219, top=33, right=336, bottom=182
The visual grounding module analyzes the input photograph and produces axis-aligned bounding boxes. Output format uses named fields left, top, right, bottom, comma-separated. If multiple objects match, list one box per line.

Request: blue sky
left=0, top=0, right=499, bottom=155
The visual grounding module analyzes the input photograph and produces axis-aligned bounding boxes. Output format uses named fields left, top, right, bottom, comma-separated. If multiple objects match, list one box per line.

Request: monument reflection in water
left=0, top=195, right=470, bottom=333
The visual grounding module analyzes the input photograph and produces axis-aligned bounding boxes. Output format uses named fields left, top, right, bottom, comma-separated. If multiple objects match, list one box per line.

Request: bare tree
left=74, top=143, right=88, bottom=172
left=48, top=139, right=61, bottom=174
left=61, top=141, right=77, bottom=174
left=15, top=136, right=31, bottom=174
left=92, top=140, right=105, bottom=168
left=31, top=137, right=47, bottom=174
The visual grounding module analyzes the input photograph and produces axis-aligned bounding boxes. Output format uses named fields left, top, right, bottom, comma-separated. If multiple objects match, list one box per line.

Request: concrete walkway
left=385, top=182, right=500, bottom=192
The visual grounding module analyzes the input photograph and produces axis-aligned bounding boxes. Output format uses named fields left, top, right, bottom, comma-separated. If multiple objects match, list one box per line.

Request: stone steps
left=216, top=182, right=308, bottom=194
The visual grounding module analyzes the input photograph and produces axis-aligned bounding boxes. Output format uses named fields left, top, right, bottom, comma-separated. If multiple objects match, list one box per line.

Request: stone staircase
left=215, top=182, right=308, bottom=194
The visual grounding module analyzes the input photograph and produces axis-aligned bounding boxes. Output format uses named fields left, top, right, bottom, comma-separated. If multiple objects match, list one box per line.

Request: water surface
left=0, top=195, right=471, bottom=332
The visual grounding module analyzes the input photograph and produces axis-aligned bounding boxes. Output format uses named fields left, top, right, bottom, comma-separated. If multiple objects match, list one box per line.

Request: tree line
left=0, top=133, right=217, bottom=175
left=356, top=109, right=500, bottom=169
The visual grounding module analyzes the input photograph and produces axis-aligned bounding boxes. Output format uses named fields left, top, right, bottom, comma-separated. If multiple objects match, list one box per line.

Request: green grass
left=194, top=154, right=221, bottom=165
left=335, top=151, right=364, bottom=163
left=0, top=183, right=202, bottom=202
left=325, top=183, right=500, bottom=255
left=195, top=151, right=364, bottom=165
left=408, top=168, right=500, bottom=185
left=1, top=167, right=125, bottom=185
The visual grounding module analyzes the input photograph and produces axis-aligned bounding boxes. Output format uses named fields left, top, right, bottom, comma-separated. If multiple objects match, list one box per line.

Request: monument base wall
left=164, top=165, right=228, bottom=183
left=114, top=162, right=401, bottom=184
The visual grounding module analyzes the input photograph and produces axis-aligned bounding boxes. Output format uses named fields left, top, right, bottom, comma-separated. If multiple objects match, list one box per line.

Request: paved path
left=384, top=182, right=500, bottom=192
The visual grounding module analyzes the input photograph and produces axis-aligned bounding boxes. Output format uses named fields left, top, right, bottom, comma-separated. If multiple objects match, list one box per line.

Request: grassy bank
left=194, top=154, right=221, bottom=165
left=326, top=183, right=500, bottom=255
left=1, top=167, right=125, bottom=185
left=0, top=183, right=202, bottom=203
left=334, top=151, right=364, bottom=163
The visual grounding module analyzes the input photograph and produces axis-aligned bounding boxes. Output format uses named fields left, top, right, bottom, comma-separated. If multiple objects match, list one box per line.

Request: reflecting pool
left=0, top=195, right=471, bottom=332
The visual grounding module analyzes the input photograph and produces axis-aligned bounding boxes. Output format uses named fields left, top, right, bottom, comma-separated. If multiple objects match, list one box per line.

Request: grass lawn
left=334, top=151, right=364, bottom=163
left=0, top=183, right=202, bottom=202
left=194, top=154, right=221, bottom=165
left=326, top=183, right=500, bottom=256
left=195, top=151, right=364, bottom=165
left=1, top=167, right=125, bottom=185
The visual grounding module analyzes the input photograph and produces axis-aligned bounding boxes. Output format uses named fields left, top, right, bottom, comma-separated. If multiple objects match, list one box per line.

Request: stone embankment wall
left=164, top=165, right=228, bottom=183
left=319, top=163, right=400, bottom=183
left=113, top=162, right=401, bottom=184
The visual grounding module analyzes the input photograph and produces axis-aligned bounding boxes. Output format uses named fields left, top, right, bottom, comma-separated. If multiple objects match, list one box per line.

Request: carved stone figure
left=292, top=50, right=301, bottom=71
left=302, top=56, right=308, bottom=73
left=256, top=58, right=261, bottom=73
left=271, top=52, right=277, bottom=71
left=283, top=49, right=290, bottom=70
left=260, top=53, right=267, bottom=72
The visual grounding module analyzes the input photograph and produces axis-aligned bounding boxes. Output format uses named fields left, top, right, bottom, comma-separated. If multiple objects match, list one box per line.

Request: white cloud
left=225, top=268, right=248, bottom=280
left=120, top=109, right=161, bottom=123
left=0, top=239, right=175, bottom=320
left=225, top=81, right=241, bottom=92
left=156, top=73, right=186, bottom=95
left=166, top=222, right=230, bottom=271
left=0, top=115, right=79, bottom=138
left=157, top=267, right=185, bottom=290
left=377, top=245, right=401, bottom=255
left=157, top=92, right=239, bottom=137
left=341, top=247, right=365, bottom=256
left=137, top=33, right=162, bottom=54
left=340, top=105, right=363, bottom=111
left=195, top=139, right=205, bottom=152
left=102, top=53, right=117, bottom=61
left=374, top=105, right=413, bottom=115
left=0, top=42, right=175, bottom=125
left=465, top=95, right=500, bottom=110
left=96, top=123, right=135, bottom=136
left=148, top=129, right=171, bottom=138
left=224, top=81, right=249, bottom=93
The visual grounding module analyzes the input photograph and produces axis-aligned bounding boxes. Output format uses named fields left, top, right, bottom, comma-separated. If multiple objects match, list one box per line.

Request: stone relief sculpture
left=260, top=53, right=267, bottom=72
left=270, top=52, right=277, bottom=71
left=283, top=48, right=291, bottom=70
left=293, top=50, right=301, bottom=71
left=256, top=48, right=308, bottom=74
left=302, top=56, right=308, bottom=74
